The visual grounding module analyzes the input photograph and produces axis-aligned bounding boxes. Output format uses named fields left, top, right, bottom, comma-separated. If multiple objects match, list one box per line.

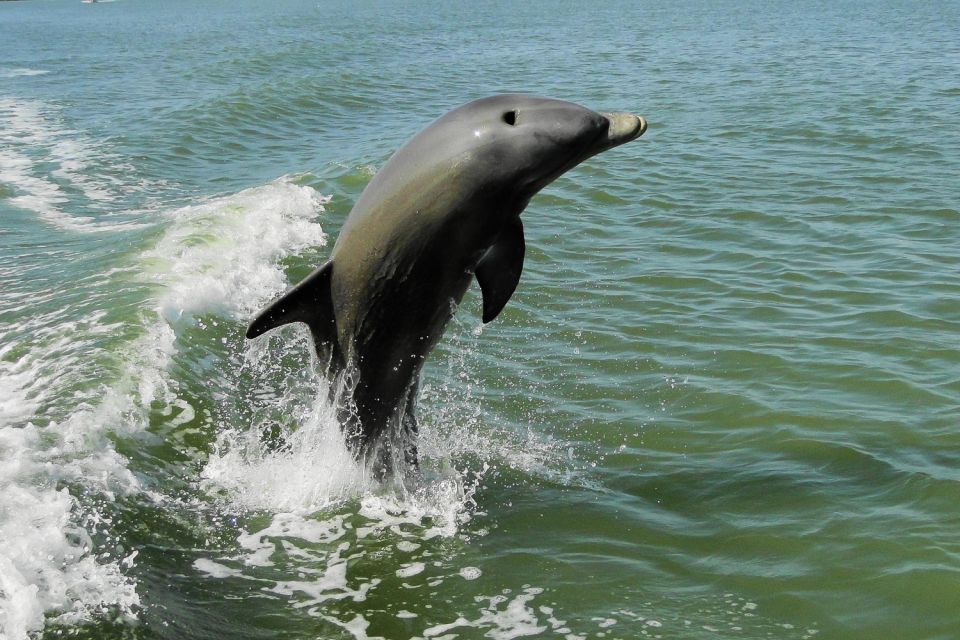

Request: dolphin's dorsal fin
left=475, top=217, right=525, bottom=323
left=246, top=261, right=340, bottom=363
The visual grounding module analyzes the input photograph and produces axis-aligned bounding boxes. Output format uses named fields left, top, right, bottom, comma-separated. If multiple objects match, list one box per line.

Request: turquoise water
left=2, top=1, right=959, bottom=638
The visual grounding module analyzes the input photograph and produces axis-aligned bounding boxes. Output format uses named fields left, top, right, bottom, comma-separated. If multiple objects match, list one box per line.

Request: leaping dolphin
left=246, top=95, right=647, bottom=478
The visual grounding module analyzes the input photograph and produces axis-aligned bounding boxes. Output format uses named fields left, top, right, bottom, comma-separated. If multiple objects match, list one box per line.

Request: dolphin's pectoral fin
left=245, top=260, right=341, bottom=362
left=475, top=217, right=525, bottom=323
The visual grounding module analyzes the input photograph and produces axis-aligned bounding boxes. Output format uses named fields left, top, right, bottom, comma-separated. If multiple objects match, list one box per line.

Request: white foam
left=420, top=588, right=548, bottom=640
left=0, top=97, right=152, bottom=232
left=0, top=423, right=140, bottom=639
left=0, top=338, right=43, bottom=426
left=0, top=145, right=74, bottom=224
left=0, top=308, right=128, bottom=431
left=459, top=566, right=482, bottom=580
left=192, top=558, right=244, bottom=579
left=321, top=614, right=379, bottom=640
left=266, top=541, right=380, bottom=605
left=145, top=178, right=328, bottom=323
left=201, top=385, right=367, bottom=514
left=396, top=562, right=426, bottom=578
left=0, top=324, right=148, bottom=639
left=202, top=322, right=342, bottom=508
left=0, top=68, right=49, bottom=78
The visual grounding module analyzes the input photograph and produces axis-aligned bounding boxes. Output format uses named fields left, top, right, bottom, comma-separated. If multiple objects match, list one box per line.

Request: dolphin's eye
left=502, top=110, right=518, bottom=126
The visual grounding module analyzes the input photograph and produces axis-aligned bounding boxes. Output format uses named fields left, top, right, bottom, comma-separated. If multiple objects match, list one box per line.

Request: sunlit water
left=1, top=1, right=958, bottom=639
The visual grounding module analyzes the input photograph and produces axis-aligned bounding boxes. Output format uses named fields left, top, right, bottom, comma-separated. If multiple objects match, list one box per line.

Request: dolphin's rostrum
left=246, top=95, right=647, bottom=478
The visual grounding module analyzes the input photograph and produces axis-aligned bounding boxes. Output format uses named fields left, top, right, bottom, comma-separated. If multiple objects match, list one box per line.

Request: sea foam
left=0, top=98, right=151, bottom=232
left=0, top=68, right=49, bottom=78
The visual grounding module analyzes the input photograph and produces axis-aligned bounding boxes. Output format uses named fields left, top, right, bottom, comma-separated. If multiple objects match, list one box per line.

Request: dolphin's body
left=246, top=95, right=646, bottom=477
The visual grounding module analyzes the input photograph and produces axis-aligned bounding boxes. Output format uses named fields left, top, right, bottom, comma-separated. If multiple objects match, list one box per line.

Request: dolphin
left=246, top=94, right=646, bottom=477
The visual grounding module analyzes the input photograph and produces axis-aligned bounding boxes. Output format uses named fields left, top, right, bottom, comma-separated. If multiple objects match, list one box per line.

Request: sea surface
left=1, top=1, right=958, bottom=639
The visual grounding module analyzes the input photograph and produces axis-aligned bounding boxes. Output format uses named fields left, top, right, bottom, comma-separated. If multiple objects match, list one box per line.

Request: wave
left=0, top=177, right=328, bottom=639
left=0, top=98, right=154, bottom=233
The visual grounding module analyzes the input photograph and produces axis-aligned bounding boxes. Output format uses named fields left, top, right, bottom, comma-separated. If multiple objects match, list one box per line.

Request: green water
left=1, top=1, right=958, bottom=639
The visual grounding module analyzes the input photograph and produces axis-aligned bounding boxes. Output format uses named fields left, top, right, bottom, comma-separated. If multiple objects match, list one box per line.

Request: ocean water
left=1, top=0, right=958, bottom=638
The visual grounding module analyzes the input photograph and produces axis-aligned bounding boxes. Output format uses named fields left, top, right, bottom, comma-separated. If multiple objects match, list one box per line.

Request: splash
left=201, top=370, right=368, bottom=514
left=198, top=303, right=560, bottom=521
left=194, top=284, right=582, bottom=639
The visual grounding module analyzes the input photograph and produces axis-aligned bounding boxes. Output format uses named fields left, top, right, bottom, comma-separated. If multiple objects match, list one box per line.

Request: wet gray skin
left=246, top=95, right=647, bottom=478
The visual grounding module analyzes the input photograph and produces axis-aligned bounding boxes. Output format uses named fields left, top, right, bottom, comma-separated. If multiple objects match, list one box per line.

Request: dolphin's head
left=432, top=94, right=647, bottom=203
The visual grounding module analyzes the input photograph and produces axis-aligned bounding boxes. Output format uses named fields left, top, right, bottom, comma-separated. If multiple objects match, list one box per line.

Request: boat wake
left=0, top=176, right=328, bottom=638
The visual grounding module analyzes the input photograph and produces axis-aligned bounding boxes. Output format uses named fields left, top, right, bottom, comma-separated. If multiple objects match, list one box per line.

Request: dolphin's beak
left=583, top=112, right=647, bottom=160
left=601, top=112, right=647, bottom=147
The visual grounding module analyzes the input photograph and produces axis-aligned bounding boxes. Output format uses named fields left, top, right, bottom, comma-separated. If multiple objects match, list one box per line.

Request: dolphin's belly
left=331, top=222, right=474, bottom=422
left=353, top=256, right=472, bottom=367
